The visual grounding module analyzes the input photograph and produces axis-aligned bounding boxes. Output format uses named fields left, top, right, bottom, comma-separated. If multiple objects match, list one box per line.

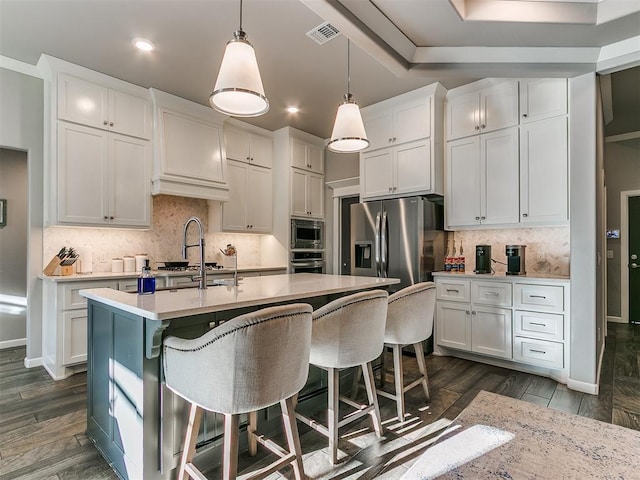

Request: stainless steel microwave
left=291, top=218, right=324, bottom=250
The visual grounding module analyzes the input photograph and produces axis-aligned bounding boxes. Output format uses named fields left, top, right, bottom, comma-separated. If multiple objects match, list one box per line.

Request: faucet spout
left=182, top=216, right=207, bottom=289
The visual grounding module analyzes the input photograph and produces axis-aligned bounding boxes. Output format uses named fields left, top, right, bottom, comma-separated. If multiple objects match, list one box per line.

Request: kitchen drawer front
left=514, top=284, right=564, bottom=312
left=472, top=281, right=512, bottom=307
left=436, top=279, right=470, bottom=302
left=515, top=310, right=564, bottom=341
left=63, top=280, right=118, bottom=309
left=513, top=336, right=563, bottom=370
left=62, top=310, right=88, bottom=365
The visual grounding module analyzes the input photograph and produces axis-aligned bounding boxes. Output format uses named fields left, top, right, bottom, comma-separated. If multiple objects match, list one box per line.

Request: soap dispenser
left=137, top=259, right=156, bottom=295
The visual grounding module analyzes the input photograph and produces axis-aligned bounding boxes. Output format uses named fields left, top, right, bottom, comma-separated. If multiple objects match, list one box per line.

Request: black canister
left=474, top=245, right=492, bottom=274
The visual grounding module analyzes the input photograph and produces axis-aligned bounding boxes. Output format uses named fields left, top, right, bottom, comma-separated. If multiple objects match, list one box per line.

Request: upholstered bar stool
left=295, top=289, right=388, bottom=465
left=163, top=303, right=313, bottom=480
left=377, top=282, right=436, bottom=422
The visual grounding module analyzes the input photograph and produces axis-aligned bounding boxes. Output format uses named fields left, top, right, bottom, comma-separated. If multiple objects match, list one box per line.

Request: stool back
left=163, top=303, right=313, bottom=414
left=385, top=282, right=436, bottom=345
left=310, top=290, right=388, bottom=369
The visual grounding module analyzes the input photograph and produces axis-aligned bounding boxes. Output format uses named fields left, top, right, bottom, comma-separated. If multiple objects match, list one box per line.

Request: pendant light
left=209, top=0, right=269, bottom=117
left=327, top=39, right=369, bottom=153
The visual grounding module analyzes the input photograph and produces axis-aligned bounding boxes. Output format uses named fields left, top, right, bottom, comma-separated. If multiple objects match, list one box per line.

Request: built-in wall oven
left=291, top=218, right=324, bottom=250
left=290, top=251, right=325, bottom=274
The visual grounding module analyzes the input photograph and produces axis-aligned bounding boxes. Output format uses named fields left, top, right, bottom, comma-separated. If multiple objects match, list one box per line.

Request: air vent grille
left=306, top=22, right=341, bottom=45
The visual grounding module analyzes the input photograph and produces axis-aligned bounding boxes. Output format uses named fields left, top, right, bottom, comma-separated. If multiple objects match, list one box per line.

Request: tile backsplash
left=43, top=195, right=277, bottom=272
left=451, top=227, right=570, bottom=275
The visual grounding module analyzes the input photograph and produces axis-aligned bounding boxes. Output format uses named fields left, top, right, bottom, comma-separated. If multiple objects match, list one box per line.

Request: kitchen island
left=80, top=273, right=399, bottom=480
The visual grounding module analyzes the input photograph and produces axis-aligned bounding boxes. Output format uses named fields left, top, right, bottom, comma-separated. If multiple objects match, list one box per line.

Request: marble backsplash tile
left=450, top=227, right=570, bottom=276
left=43, top=195, right=267, bottom=272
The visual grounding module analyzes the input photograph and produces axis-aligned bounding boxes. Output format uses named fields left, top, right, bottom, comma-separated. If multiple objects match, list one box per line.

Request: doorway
left=340, top=195, right=359, bottom=275
left=621, top=190, right=640, bottom=324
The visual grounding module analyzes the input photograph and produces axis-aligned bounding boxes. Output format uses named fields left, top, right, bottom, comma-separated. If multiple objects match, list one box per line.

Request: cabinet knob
left=250, top=225, right=253, bottom=228
left=388, top=187, right=393, bottom=192
left=523, top=213, right=528, bottom=217
left=246, top=156, right=251, bottom=161
left=472, top=310, right=477, bottom=315
left=388, top=138, right=393, bottom=143
left=474, top=125, right=480, bottom=131
left=393, top=137, right=397, bottom=142
left=104, top=216, right=108, bottom=220
left=481, top=216, right=486, bottom=220
left=109, top=122, right=114, bottom=127
left=109, top=216, right=114, bottom=220
left=475, top=216, right=480, bottom=220
left=480, top=124, right=486, bottom=129
left=103, top=120, right=108, bottom=125
left=466, top=310, right=470, bottom=315
left=522, top=113, right=528, bottom=118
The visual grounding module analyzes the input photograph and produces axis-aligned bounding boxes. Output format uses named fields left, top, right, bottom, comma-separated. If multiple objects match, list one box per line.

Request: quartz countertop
left=39, top=265, right=288, bottom=282
left=80, top=273, right=399, bottom=320
left=433, top=271, right=569, bottom=282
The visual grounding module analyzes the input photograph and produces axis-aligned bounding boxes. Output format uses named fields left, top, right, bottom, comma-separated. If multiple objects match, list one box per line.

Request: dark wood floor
left=0, top=322, right=638, bottom=480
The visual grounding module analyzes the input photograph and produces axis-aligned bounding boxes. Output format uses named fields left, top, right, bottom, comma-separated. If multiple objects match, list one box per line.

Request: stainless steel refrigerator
left=351, top=196, right=445, bottom=292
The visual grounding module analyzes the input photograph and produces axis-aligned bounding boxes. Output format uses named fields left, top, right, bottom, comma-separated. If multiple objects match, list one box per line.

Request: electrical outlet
left=607, top=250, right=614, bottom=259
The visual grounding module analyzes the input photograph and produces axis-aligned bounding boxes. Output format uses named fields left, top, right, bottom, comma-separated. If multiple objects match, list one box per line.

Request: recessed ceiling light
left=133, top=38, right=155, bottom=52
left=286, top=106, right=299, bottom=114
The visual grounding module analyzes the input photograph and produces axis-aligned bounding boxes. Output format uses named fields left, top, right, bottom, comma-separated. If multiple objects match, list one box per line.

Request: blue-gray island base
left=82, top=273, right=399, bottom=480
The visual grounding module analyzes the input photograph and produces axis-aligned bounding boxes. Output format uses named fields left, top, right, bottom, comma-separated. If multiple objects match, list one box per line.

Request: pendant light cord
left=346, top=39, right=351, bottom=97
left=239, top=0, right=243, bottom=30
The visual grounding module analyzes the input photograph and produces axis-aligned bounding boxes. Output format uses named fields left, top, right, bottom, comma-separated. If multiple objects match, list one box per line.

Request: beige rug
left=403, top=390, right=640, bottom=479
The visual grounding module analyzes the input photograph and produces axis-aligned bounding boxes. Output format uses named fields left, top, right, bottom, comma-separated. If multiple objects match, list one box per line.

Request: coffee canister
left=135, top=254, right=149, bottom=273
left=111, top=258, right=124, bottom=273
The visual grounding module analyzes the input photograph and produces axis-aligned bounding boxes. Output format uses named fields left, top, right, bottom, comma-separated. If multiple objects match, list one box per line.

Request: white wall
left=0, top=66, right=44, bottom=362
left=0, top=149, right=28, bottom=346
left=569, top=73, right=598, bottom=391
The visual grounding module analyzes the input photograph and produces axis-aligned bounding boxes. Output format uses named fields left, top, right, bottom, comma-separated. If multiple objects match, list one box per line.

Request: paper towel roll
left=78, top=247, right=93, bottom=273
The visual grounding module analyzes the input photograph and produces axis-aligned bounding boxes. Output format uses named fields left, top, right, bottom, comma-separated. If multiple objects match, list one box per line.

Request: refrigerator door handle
left=381, top=210, right=388, bottom=278
left=375, top=212, right=382, bottom=277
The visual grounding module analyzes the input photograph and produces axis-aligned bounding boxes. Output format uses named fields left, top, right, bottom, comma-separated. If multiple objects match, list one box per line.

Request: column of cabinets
left=445, top=78, right=568, bottom=229
left=360, top=83, right=446, bottom=199
left=290, top=137, right=324, bottom=218
left=39, top=55, right=153, bottom=228
left=222, top=123, right=273, bottom=232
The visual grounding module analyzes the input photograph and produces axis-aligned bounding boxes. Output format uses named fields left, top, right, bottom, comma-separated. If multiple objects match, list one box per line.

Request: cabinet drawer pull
left=484, top=292, right=499, bottom=296
left=529, top=322, right=547, bottom=326
left=530, top=295, right=546, bottom=299
left=529, top=349, right=546, bottom=355
left=446, top=288, right=459, bottom=293
left=522, top=113, right=528, bottom=118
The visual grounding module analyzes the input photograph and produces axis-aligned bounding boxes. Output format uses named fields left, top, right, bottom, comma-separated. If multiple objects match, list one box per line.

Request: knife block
left=43, top=255, right=62, bottom=275
left=60, top=265, right=75, bottom=276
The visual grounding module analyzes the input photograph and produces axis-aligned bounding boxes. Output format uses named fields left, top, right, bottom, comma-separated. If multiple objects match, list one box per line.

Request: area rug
left=402, top=390, right=640, bottom=479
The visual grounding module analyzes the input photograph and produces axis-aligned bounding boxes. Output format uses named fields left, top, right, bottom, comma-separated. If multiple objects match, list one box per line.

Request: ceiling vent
left=306, top=22, right=341, bottom=45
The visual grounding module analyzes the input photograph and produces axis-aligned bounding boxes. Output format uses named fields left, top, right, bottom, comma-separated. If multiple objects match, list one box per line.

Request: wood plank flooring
left=0, top=322, right=638, bottom=479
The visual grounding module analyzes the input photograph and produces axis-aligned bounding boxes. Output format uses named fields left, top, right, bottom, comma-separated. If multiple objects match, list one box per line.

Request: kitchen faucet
left=182, top=216, right=207, bottom=289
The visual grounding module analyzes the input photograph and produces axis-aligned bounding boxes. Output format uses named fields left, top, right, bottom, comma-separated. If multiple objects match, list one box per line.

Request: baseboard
left=24, top=356, right=43, bottom=368
left=0, top=338, right=26, bottom=350
left=567, top=378, right=599, bottom=395
left=607, top=316, right=625, bottom=324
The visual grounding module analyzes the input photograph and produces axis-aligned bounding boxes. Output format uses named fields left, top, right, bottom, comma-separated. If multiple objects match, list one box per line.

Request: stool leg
left=414, top=342, right=431, bottom=402
left=178, top=402, right=203, bottom=480
left=350, top=365, right=362, bottom=400
left=223, top=413, right=240, bottom=480
left=328, top=367, right=340, bottom=465
left=392, top=344, right=405, bottom=422
left=248, top=411, right=258, bottom=456
left=281, top=396, right=306, bottom=480
left=362, top=362, right=383, bottom=437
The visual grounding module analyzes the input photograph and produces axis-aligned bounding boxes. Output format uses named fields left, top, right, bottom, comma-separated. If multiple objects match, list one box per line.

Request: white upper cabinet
left=291, top=138, right=323, bottom=174
left=446, top=128, right=519, bottom=229
left=519, top=78, right=567, bottom=124
left=520, top=116, right=568, bottom=225
left=222, top=159, right=272, bottom=233
left=224, top=123, right=273, bottom=168
left=291, top=170, right=323, bottom=218
left=58, top=73, right=152, bottom=139
left=446, top=80, right=519, bottom=140
left=360, top=83, right=445, bottom=199
left=151, top=89, right=229, bottom=201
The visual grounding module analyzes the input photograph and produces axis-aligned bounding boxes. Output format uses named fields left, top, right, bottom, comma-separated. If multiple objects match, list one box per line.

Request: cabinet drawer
left=515, top=310, right=564, bottom=341
left=62, top=310, right=87, bottom=365
left=63, top=280, right=118, bottom=309
left=514, top=284, right=564, bottom=312
left=436, top=279, right=470, bottom=302
left=513, top=336, right=564, bottom=370
left=472, top=281, right=512, bottom=307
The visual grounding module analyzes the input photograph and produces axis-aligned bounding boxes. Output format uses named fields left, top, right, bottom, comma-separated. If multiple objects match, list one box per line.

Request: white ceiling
left=1, top=0, right=639, bottom=139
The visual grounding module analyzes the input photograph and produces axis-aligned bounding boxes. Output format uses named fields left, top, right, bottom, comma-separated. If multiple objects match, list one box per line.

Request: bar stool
left=295, top=289, right=388, bottom=465
left=163, top=303, right=313, bottom=480
left=377, top=282, right=436, bottom=422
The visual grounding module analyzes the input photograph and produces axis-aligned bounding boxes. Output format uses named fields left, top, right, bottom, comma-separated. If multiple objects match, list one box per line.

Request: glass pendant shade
left=209, top=31, right=269, bottom=117
left=328, top=95, right=369, bottom=153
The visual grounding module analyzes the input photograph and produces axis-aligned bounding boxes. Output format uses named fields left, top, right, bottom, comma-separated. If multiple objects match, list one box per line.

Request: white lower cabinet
left=436, top=279, right=512, bottom=359
left=435, top=275, right=570, bottom=379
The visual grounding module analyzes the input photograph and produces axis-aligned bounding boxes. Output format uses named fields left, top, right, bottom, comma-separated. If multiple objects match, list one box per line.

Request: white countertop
left=433, top=271, right=569, bottom=282
left=80, top=273, right=400, bottom=320
left=39, top=265, right=288, bottom=282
